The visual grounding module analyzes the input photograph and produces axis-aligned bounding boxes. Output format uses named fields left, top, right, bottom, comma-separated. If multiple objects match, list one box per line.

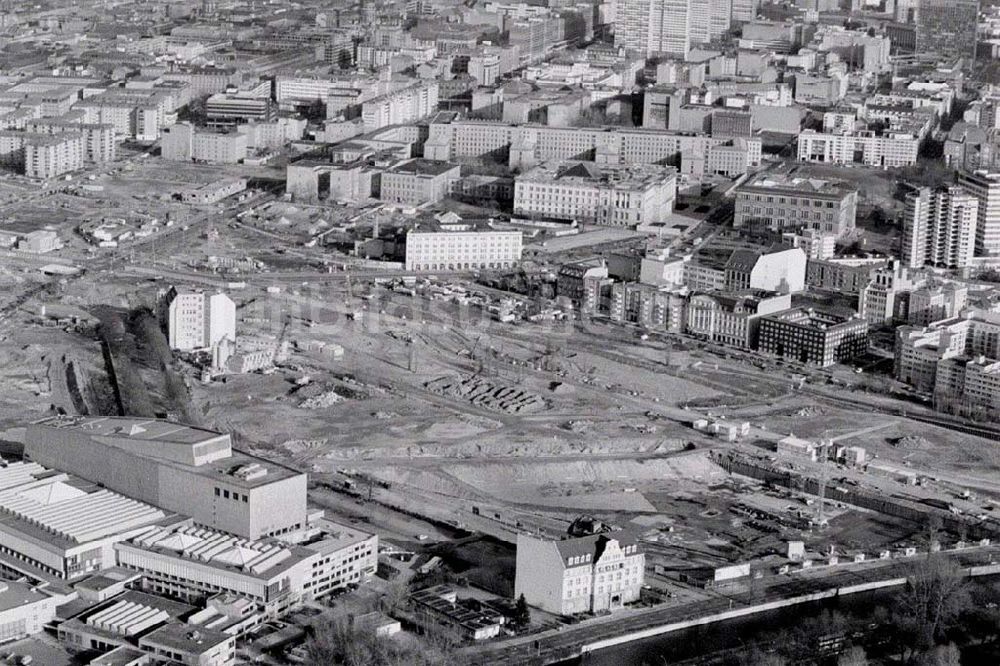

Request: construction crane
left=813, top=425, right=887, bottom=527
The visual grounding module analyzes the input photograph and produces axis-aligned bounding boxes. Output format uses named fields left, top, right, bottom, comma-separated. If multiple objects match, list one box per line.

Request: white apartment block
left=361, top=81, right=438, bottom=133
left=25, top=120, right=116, bottom=163
left=24, top=133, right=85, bottom=179
left=163, top=288, right=236, bottom=351
left=957, top=170, right=1000, bottom=257
left=895, top=310, right=1000, bottom=392
left=74, top=91, right=172, bottom=140
left=902, top=186, right=978, bottom=269
left=404, top=230, right=522, bottom=271
left=734, top=174, right=858, bottom=238
left=161, top=123, right=247, bottom=164
left=515, top=532, right=644, bottom=615
left=513, top=161, right=676, bottom=227
left=797, top=129, right=919, bottom=168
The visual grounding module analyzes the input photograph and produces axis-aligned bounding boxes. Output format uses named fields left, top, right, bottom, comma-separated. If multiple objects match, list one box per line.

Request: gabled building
left=514, top=532, right=644, bottom=616
left=724, top=247, right=806, bottom=294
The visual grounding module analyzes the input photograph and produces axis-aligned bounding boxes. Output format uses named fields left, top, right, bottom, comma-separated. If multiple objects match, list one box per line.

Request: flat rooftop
left=35, top=415, right=224, bottom=446
left=29, top=416, right=301, bottom=488
left=0, top=580, right=51, bottom=613
left=389, top=158, right=458, bottom=176
left=141, top=622, right=232, bottom=653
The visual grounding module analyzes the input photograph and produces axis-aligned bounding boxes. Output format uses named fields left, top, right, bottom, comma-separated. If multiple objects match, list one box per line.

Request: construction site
left=3, top=227, right=1000, bottom=606
left=0, top=153, right=1000, bottom=665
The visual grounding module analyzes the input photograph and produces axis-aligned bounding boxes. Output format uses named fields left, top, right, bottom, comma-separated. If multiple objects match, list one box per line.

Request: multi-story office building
left=757, top=309, right=869, bottom=367
left=901, top=185, right=979, bottom=269
left=25, top=416, right=308, bottom=540
left=915, top=0, right=979, bottom=62
left=205, top=93, right=276, bottom=128
left=956, top=170, right=1000, bottom=256
left=0, top=460, right=168, bottom=582
left=404, top=229, right=523, bottom=271
left=797, top=129, right=920, bottom=168
left=733, top=173, right=858, bottom=238
left=422, top=119, right=761, bottom=174
left=515, top=532, right=644, bottom=615
left=361, top=81, right=439, bottom=132
left=161, top=287, right=235, bottom=352
left=513, top=161, right=676, bottom=227
left=380, top=158, right=461, bottom=205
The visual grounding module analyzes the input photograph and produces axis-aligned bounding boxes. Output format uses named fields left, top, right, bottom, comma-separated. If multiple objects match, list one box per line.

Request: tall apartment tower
left=731, top=0, right=760, bottom=22
left=618, top=0, right=750, bottom=54
left=902, top=186, right=978, bottom=269
left=957, top=170, right=1000, bottom=257
left=162, top=287, right=236, bottom=351
left=691, top=0, right=736, bottom=43
left=617, top=0, right=692, bottom=56
left=914, top=0, right=979, bottom=62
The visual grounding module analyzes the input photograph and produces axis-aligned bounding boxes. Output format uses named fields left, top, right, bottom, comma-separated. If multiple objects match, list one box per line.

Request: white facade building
left=515, top=532, right=644, bottom=615
left=957, top=170, right=1000, bottom=257
left=902, top=186, right=978, bottom=269
left=797, top=129, right=920, bottom=168
left=361, top=81, right=438, bottom=133
left=405, top=230, right=522, bottom=271
left=163, top=288, right=236, bottom=352
left=514, top=161, right=676, bottom=227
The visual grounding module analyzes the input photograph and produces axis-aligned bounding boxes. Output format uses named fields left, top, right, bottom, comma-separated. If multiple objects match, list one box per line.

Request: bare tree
left=892, top=557, right=971, bottom=659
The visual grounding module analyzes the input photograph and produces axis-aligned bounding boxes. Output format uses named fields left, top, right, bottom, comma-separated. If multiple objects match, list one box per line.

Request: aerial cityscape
left=0, top=0, right=999, bottom=665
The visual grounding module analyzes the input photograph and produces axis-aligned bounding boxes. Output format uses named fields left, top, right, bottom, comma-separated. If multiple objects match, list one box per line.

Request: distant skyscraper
left=957, top=170, right=1000, bottom=257
left=902, top=185, right=979, bottom=269
left=691, top=0, right=737, bottom=43
left=914, top=0, right=979, bottom=62
left=731, top=0, right=760, bottom=23
left=619, top=0, right=738, bottom=55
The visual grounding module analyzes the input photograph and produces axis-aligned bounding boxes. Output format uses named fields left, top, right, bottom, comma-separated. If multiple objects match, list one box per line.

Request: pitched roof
left=552, top=531, right=641, bottom=566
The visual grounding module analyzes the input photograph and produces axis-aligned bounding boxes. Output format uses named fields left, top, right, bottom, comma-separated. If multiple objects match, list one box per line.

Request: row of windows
left=215, top=487, right=249, bottom=502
